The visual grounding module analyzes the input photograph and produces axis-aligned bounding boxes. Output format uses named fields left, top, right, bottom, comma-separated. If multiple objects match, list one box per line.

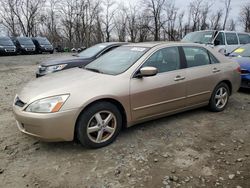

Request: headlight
left=46, top=64, right=67, bottom=72
left=21, top=45, right=25, bottom=48
left=25, top=94, right=69, bottom=113
left=0, top=45, right=3, bottom=48
left=40, top=45, right=45, bottom=47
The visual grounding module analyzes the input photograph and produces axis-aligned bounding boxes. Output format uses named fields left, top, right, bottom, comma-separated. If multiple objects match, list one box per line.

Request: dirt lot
left=0, top=54, right=249, bottom=188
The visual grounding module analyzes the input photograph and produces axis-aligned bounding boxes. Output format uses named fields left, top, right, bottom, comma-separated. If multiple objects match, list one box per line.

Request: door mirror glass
left=139, top=66, right=158, bottom=77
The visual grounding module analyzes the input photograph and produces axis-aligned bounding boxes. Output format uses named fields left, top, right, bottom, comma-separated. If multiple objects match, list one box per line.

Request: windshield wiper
left=85, top=67, right=102, bottom=73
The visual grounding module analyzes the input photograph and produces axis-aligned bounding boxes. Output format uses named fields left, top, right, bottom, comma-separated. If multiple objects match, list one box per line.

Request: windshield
left=37, top=38, right=51, bottom=45
left=85, top=46, right=149, bottom=75
left=78, top=44, right=109, bottom=58
left=18, top=37, right=34, bottom=45
left=230, top=44, right=250, bottom=57
left=182, top=31, right=215, bottom=44
left=0, top=38, right=14, bottom=46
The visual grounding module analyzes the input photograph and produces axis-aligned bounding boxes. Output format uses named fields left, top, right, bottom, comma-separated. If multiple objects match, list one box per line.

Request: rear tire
left=209, top=83, right=230, bottom=112
left=76, top=102, right=122, bottom=148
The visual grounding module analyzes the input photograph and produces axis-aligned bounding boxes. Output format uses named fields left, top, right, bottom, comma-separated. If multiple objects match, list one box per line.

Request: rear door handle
left=212, top=68, right=221, bottom=73
left=174, top=75, right=185, bottom=81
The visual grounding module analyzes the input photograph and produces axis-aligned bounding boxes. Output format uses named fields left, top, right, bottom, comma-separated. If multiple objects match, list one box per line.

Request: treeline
left=0, top=0, right=250, bottom=48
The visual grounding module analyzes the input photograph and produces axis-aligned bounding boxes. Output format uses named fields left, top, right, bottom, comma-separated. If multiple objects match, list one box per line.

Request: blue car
left=229, top=44, right=250, bottom=88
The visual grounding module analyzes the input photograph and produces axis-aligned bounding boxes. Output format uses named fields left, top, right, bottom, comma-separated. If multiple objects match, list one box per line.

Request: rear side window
left=143, top=47, right=180, bottom=73
left=225, top=33, right=239, bottom=45
left=183, top=47, right=210, bottom=68
left=238, top=34, right=250, bottom=44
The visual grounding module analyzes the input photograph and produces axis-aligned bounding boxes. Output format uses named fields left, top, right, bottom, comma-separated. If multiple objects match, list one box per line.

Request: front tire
left=76, top=102, right=122, bottom=148
left=209, top=83, right=230, bottom=112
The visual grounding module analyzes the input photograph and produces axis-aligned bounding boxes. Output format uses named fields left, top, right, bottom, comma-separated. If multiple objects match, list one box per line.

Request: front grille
left=15, top=97, right=26, bottom=107
left=25, top=48, right=35, bottom=51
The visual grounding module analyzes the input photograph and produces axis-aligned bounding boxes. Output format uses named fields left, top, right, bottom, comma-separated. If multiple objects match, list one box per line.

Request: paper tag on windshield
left=234, top=48, right=245, bottom=53
left=131, top=47, right=146, bottom=52
left=204, top=35, right=212, bottom=38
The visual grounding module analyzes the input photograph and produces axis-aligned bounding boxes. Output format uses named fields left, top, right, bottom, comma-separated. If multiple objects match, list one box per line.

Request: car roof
left=100, top=42, right=129, bottom=46
left=124, top=41, right=205, bottom=48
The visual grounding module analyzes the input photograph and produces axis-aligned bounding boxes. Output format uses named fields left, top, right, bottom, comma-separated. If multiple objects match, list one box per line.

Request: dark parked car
left=32, top=37, right=54, bottom=54
left=11, top=37, right=36, bottom=54
left=36, top=42, right=128, bottom=77
left=0, top=37, right=17, bottom=55
left=229, top=44, right=250, bottom=88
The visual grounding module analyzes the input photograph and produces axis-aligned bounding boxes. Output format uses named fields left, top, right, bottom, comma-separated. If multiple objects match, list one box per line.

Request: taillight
left=236, top=66, right=241, bottom=73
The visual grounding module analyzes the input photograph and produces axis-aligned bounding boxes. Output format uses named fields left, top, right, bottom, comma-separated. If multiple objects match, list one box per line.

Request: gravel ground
left=0, top=54, right=249, bottom=188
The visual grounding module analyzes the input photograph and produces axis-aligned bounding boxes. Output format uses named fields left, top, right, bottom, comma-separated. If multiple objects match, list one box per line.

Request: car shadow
left=238, top=88, right=250, bottom=94
left=37, top=106, right=209, bottom=152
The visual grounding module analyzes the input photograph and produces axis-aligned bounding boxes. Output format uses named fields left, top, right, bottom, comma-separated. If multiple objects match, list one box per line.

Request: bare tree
left=189, top=0, right=203, bottom=31
left=239, top=3, right=250, bottom=32
left=144, top=0, right=167, bottom=41
left=114, top=5, right=127, bottom=42
left=102, top=0, right=116, bottom=42
left=126, top=4, right=139, bottom=42
left=227, top=18, right=235, bottom=31
left=39, top=0, right=60, bottom=44
left=0, top=0, right=19, bottom=36
left=209, top=9, right=223, bottom=30
left=138, top=11, right=151, bottom=42
left=222, top=0, right=231, bottom=30
left=11, top=0, right=45, bottom=37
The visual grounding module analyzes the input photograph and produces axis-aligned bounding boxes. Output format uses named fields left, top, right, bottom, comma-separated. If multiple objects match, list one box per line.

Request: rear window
left=225, top=33, right=238, bottom=45
left=238, top=34, right=250, bottom=44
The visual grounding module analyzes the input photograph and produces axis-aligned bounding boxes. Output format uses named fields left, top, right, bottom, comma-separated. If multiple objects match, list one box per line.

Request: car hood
left=17, top=68, right=114, bottom=105
left=40, top=56, right=91, bottom=66
left=230, top=57, right=250, bottom=70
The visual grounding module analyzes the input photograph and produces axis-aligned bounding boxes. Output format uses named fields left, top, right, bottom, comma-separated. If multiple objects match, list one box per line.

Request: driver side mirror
left=136, top=66, right=158, bottom=78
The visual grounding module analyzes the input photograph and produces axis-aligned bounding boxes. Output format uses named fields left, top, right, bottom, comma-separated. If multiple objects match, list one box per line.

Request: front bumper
left=13, top=105, right=78, bottom=141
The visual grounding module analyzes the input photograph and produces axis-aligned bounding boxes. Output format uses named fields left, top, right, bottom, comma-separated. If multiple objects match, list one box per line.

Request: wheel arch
left=74, top=98, right=128, bottom=140
left=218, top=80, right=232, bottom=95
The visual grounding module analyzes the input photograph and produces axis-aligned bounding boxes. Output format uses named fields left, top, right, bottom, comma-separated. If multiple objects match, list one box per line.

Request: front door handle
left=174, top=75, right=185, bottom=81
left=212, top=68, right=221, bottom=73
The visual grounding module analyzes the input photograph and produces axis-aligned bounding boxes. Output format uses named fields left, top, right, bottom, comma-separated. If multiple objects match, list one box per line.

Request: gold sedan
left=13, top=42, right=241, bottom=148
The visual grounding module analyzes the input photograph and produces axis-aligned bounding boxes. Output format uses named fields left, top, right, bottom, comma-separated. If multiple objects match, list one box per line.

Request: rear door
left=130, top=46, right=187, bottom=121
left=182, top=46, right=222, bottom=107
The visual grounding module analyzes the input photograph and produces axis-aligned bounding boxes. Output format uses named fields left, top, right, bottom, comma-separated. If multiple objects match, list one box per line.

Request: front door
left=130, top=46, right=187, bottom=121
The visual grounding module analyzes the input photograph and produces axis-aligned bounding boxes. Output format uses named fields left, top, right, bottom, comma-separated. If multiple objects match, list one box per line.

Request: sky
left=124, top=0, right=249, bottom=31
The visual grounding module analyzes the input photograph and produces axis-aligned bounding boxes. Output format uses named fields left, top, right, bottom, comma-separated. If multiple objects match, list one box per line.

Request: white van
left=182, top=30, right=250, bottom=55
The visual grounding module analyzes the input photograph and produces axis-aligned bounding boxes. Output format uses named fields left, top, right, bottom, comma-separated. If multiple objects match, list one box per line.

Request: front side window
left=225, top=33, right=239, bottom=45
left=214, top=32, right=225, bottom=45
left=183, top=47, right=210, bottom=68
left=142, top=47, right=180, bottom=73
left=238, top=34, right=250, bottom=44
